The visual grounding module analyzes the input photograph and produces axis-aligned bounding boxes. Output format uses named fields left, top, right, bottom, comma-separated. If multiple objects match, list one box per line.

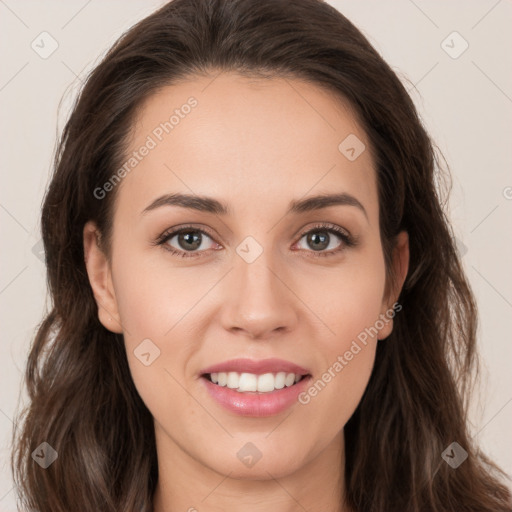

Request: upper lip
left=200, top=358, right=310, bottom=376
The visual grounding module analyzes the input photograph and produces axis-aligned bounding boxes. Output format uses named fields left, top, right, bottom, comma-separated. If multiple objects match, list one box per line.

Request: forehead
left=115, top=71, right=378, bottom=223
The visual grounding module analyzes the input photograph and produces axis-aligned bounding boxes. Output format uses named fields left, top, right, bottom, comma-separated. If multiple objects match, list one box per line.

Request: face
left=84, top=71, right=408, bottom=481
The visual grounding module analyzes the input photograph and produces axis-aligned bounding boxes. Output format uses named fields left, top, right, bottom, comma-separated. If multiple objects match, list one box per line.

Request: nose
left=219, top=248, right=299, bottom=340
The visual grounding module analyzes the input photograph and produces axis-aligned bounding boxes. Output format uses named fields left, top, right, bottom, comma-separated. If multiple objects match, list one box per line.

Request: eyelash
left=154, top=222, right=358, bottom=259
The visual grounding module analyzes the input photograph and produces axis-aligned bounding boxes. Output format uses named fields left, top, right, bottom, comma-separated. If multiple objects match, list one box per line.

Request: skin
left=84, top=71, right=409, bottom=512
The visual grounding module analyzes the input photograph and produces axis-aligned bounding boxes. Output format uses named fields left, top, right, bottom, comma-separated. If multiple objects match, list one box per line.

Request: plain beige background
left=1, top=0, right=511, bottom=509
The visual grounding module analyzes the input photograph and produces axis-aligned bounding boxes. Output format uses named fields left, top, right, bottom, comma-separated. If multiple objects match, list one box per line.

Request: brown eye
left=294, top=224, right=356, bottom=257
left=304, top=231, right=332, bottom=251
left=173, top=230, right=203, bottom=251
left=158, top=227, right=219, bottom=258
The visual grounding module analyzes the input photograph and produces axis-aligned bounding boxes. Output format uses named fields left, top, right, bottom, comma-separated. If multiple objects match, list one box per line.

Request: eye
left=156, top=225, right=220, bottom=258
left=155, top=222, right=357, bottom=259
left=293, top=223, right=357, bottom=258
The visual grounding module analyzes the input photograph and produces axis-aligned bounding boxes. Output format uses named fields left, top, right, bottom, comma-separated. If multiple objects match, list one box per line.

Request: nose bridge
left=220, top=239, right=298, bottom=337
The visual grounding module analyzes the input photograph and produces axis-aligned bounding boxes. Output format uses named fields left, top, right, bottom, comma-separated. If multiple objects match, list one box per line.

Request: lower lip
left=201, top=375, right=312, bottom=417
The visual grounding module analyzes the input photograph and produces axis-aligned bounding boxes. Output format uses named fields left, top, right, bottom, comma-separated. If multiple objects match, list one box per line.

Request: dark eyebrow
left=141, top=192, right=368, bottom=220
left=142, top=193, right=229, bottom=216
left=289, top=193, right=367, bottom=220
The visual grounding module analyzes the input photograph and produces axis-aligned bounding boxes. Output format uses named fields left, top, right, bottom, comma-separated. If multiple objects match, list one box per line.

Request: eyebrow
left=141, top=192, right=368, bottom=220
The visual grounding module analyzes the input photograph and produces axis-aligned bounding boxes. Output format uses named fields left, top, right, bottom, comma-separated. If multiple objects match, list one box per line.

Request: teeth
left=239, top=373, right=258, bottom=391
left=274, top=372, right=286, bottom=390
left=208, top=372, right=304, bottom=393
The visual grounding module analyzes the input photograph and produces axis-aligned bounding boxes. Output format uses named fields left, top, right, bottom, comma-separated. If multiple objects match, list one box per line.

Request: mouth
left=201, top=370, right=313, bottom=417
left=201, top=371, right=311, bottom=394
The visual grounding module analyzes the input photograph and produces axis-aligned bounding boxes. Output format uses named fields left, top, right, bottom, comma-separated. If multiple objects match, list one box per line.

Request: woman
left=11, top=0, right=512, bottom=510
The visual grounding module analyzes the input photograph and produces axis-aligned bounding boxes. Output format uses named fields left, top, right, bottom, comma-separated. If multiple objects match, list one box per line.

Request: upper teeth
left=210, top=372, right=303, bottom=393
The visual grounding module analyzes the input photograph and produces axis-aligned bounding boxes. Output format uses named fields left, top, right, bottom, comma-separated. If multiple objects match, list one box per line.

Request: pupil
left=308, top=231, right=329, bottom=251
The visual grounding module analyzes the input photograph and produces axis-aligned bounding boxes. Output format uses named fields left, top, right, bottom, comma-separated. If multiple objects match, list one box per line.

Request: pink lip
left=201, top=374, right=312, bottom=417
left=200, top=358, right=310, bottom=376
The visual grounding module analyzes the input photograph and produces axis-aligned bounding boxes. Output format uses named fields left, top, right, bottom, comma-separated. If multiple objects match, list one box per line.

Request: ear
left=83, top=221, right=123, bottom=334
left=377, top=230, right=409, bottom=340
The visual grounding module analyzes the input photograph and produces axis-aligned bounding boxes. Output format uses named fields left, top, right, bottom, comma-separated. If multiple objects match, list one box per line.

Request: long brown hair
left=11, top=0, right=511, bottom=510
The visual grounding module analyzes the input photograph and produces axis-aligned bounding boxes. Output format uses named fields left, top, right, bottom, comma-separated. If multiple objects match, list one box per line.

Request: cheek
left=297, top=249, right=385, bottom=418
left=109, top=241, right=233, bottom=415
left=111, top=243, right=212, bottom=339
left=299, top=307, right=380, bottom=440
left=301, top=249, right=387, bottom=344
